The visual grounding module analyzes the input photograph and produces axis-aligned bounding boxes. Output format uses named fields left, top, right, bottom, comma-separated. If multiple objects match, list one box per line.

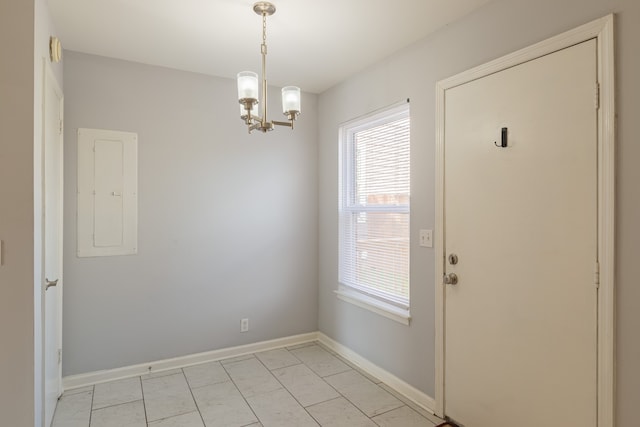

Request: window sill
left=334, top=289, right=411, bottom=326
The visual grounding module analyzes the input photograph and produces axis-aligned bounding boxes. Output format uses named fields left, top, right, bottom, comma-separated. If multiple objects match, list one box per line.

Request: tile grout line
left=371, top=404, right=411, bottom=418
left=378, top=383, right=442, bottom=424
left=289, top=344, right=370, bottom=420
left=318, top=375, right=381, bottom=424
left=265, top=345, right=399, bottom=425
left=312, top=356, right=404, bottom=423
left=317, top=341, right=439, bottom=423
left=253, top=348, right=321, bottom=426
left=317, top=342, right=385, bottom=385
left=291, top=344, right=353, bottom=379
left=304, top=395, right=370, bottom=426
left=182, top=367, right=208, bottom=427
left=143, top=370, right=201, bottom=424
left=220, top=353, right=262, bottom=426
left=90, top=377, right=146, bottom=411
left=88, top=384, right=95, bottom=427
left=285, top=341, right=318, bottom=352
left=139, top=376, right=149, bottom=427
left=50, top=392, right=61, bottom=426
left=90, top=399, right=145, bottom=413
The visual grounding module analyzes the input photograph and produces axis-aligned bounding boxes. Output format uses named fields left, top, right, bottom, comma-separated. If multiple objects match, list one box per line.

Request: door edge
left=42, top=57, right=65, bottom=427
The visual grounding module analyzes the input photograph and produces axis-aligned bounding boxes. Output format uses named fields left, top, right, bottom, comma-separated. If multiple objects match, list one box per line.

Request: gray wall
left=317, top=1, right=639, bottom=426
left=62, top=52, right=318, bottom=375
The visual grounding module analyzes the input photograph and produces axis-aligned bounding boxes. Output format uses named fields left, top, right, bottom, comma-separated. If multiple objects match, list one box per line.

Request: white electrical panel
left=77, top=128, right=138, bottom=257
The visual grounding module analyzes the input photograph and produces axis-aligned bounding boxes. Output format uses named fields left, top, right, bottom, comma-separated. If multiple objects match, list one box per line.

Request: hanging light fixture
left=237, top=2, right=301, bottom=133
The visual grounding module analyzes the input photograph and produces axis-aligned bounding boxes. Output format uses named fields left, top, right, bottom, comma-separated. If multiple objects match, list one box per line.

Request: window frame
left=337, top=102, right=411, bottom=324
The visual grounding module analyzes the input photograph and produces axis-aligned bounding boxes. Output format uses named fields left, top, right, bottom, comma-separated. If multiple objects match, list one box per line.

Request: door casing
left=434, top=14, right=615, bottom=427
left=42, top=58, right=64, bottom=427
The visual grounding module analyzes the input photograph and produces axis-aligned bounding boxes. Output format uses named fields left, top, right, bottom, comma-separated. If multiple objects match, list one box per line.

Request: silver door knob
left=443, top=273, right=458, bottom=285
left=45, top=278, right=58, bottom=290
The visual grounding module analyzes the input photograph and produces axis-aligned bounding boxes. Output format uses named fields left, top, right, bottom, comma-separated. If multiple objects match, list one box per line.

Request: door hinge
left=59, top=119, right=63, bottom=135
left=57, top=349, right=62, bottom=365
left=594, top=82, right=600, bottom=110
left=594, top=261, right=600, bottom=288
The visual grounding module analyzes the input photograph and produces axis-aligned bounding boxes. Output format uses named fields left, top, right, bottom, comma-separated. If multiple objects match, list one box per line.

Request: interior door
left=44, top=64, right=64, bottom=427
left=443, top=39, right=598, bottom=426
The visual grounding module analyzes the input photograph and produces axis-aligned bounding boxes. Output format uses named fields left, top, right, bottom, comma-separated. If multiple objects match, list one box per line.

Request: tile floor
left=52, top=342, right=444, bottom=427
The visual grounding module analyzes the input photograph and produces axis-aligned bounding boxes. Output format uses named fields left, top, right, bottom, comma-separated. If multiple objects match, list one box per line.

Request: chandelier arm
left=272, top=120, right=293, bottom=128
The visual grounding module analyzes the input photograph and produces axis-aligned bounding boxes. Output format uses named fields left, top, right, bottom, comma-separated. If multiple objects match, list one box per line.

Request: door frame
left=41, top=58, right=64, bottom=423
left=434, top=15, right=615, bottom=427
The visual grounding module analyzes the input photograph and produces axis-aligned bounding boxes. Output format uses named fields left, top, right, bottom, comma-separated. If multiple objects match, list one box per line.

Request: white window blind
left=339, top=103, right=410, bottom=309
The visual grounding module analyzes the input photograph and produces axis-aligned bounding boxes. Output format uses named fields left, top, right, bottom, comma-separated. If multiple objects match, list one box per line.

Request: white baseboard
left=63, top=330, right=436, bottom=417
left=63, top=332, right=318, bottom=390
left=317, top=332, right=436, bottom=414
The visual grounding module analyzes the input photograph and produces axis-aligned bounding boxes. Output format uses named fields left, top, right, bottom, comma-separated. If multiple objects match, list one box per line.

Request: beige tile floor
left=52, top=342, right=444, bottom=427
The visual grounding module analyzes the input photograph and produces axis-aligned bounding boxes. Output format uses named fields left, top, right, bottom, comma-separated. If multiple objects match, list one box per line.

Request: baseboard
left=63, top=332, right=319, bottom=390
left=63, top=330, right=437, bottom=417
left=317, top=332, right=436, bottom=414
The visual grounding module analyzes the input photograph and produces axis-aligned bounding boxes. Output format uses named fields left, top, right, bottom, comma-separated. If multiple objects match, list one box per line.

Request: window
left=338, top=103, right=410, bottom=322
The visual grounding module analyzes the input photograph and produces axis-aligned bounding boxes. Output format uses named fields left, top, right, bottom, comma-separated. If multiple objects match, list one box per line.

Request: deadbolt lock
left=448, top=253, right=459, bottom=265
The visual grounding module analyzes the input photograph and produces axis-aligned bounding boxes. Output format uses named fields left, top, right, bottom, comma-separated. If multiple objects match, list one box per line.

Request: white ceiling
left=48, top=0, right=493, bottom=94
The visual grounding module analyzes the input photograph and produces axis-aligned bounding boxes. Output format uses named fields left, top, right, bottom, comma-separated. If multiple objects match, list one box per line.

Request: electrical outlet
left=240, top=318, right=249, bottom=332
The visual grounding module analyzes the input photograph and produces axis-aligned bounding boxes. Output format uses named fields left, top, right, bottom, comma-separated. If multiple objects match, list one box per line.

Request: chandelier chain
left=262, top=13, right=267, bottom=46
left=260, top=11, right=268, bottom=124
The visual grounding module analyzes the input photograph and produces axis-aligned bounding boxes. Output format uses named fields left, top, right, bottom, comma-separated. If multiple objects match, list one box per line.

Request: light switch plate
left=419, top=229, right=433, bottom=248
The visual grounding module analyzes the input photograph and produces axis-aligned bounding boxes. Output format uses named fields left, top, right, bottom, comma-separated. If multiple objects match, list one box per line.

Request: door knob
left=45, top=278, right=58, bottom=290
left=443, top=273, right=458, bottom=285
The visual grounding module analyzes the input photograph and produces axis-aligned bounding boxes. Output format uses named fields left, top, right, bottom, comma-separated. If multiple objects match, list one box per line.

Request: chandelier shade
left=237, top=71, right=259, bottom=101
left=282, top=86, right=301, bottom=117
left=237, top=2, right=301, bottom=133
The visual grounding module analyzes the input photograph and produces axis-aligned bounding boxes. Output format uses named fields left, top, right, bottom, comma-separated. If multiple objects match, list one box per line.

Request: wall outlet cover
left=419, top=229, right=433, bottom=248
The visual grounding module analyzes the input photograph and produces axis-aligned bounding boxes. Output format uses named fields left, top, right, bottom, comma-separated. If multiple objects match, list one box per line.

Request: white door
left=44, top=64, right=64, bottom=427
left=443, top=39, right=598, bottom=426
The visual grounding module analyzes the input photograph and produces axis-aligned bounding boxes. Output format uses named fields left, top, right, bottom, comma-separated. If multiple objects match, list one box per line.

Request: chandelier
left=237, top=2, right=301, bottom=133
